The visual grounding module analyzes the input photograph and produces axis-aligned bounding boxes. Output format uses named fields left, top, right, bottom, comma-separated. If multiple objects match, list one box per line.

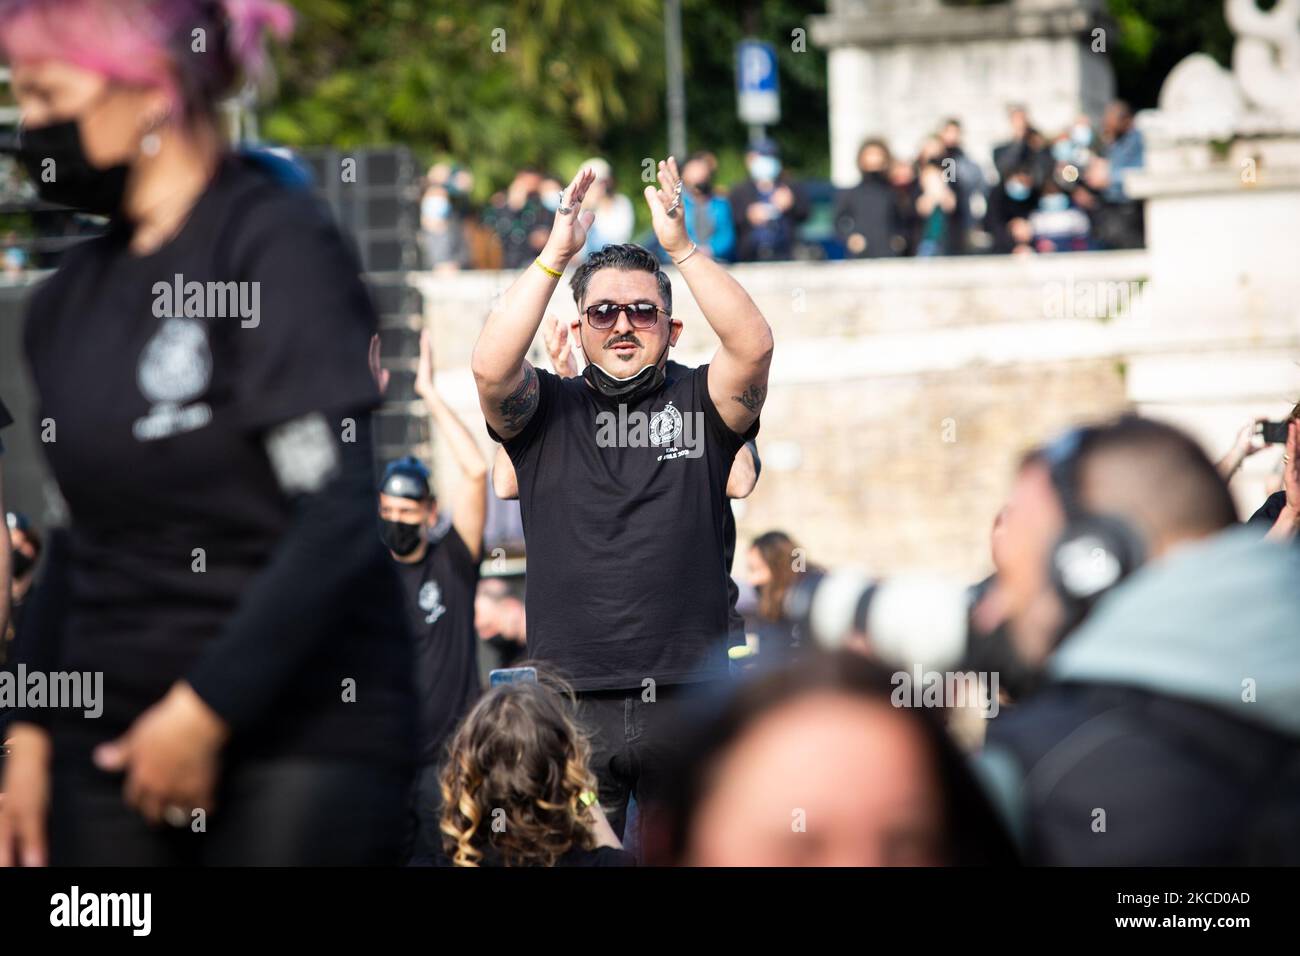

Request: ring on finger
left=163, top=804, right=189, bottom=828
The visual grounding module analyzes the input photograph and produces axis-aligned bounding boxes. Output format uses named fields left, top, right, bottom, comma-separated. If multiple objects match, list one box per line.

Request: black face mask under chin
left=379, top=518, right=424, bottom=557
left=17, top=119, right=129, bottom=218
left=581, top=337, right=671, bottom=403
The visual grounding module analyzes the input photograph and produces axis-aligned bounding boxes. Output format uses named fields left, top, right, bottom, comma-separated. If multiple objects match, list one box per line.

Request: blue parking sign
left=736, top=40, right=780, bottom=126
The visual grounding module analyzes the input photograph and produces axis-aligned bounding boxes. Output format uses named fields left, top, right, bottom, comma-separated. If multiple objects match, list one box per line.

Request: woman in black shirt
left=0, top=0, right=414, bottom=866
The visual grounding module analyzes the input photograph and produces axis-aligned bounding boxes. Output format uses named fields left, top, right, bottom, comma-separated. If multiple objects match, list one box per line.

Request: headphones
left=1041, top=426, right=1146, bottom=636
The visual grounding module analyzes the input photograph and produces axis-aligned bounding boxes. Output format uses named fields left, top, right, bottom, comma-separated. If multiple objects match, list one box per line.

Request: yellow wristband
left=534, top=257, right=563, bottom=279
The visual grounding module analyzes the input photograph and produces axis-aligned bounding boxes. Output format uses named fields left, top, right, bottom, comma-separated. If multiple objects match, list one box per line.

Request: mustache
left=604, top=334, right=643, bottom=350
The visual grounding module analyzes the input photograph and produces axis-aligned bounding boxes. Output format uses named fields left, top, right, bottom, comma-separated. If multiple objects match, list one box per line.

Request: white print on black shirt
left=594, top=401, right=704, bottom=461
left=265, top=413, right=341, bottom=495
left=132, top=317, right=213, bottom=441
left=418, top=579, right=446, bottom=624
left=50, top=886, right=151, bottom=936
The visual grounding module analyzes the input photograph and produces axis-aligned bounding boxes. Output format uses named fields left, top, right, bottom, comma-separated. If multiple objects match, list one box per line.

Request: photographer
left=973, top=416, right=1300, bottom=864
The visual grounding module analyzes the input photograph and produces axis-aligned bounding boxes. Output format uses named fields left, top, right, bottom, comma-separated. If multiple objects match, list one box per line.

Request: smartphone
left=1258, top=421, right=1289, bottom=444
left=489, top=666, right=538, bottom=687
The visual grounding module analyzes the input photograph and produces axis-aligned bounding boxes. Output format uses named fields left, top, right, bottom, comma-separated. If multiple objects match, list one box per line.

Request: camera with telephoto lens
left=783, top=568, right=976, bottom=672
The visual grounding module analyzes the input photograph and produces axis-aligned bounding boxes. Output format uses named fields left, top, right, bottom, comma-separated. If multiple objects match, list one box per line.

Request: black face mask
left=581, top=336, right=671, bottom=404
left=11, top=549, right=35, bottom=580
left=379, top=519, right=424, bottom=557
left=17, top=119, right=129, bottom=218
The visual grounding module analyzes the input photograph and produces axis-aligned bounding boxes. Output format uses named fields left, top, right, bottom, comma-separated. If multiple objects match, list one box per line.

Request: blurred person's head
left=1070, top=113, right=1095, bottom=148
left=0, top=0, right=293, bottom=217
left=680, top=151, right=714, bottom=194
left=450, top=166, right=474, bottom=196
left=919, top=160, right=951, bottom=196
left=474, top=576, right=525, bottom=642
left=1103, top=100, right=1134, bottom=141
left=644, top=652, right=1019, bottom=866
left=507, top=165, right=544, bottom=208
left=939, top=119, right=962, bottom=150
left=745, top=139, right=781, bottom=185
left=426, top=161, right=453, bottom=187
left=439, top=672, right=600, bottom=866
left=569, top=243, right=680, bottom=393
left=1007, top=105, right=1028, bottom=139
left=377, top=456, right=436, bottom=561
left=538, top=173, right=563, bottom=212
left=580, top=157, right=614, bottom=203
left=889, top=158, right=915, bottom=188
left=747, top=530, right=799, bottom=623
left=985, top=416, right=1237, bottom=679
left=856, top=137, right=891, bottom=177
left=917, top=136, right=944, bottom=165
left=420, top=183, right=453, bottom=225
left=1002, top=167, right=1036, bottom=202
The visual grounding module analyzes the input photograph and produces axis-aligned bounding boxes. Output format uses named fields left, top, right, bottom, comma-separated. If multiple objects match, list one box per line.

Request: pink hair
left=0, top=0, right=293, bottom=114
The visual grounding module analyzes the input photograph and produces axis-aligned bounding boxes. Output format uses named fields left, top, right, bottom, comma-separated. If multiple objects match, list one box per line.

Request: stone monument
left=808, top=0, right=1115, bottom=186
left=1123, top=0, right=1300, bottom=506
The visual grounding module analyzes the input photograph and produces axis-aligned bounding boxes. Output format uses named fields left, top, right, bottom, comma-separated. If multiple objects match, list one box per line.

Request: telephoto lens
left=786, top=568, right=973, bottom=672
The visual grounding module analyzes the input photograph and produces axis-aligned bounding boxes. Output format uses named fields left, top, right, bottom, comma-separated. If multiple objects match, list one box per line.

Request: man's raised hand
left=644, top=156, right=692, bottom=260
left=541, top=167, right=597, bottom=267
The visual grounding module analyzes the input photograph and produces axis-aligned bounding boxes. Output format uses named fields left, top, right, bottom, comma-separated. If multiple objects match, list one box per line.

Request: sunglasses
left=583, top=301, right=668, bottom=331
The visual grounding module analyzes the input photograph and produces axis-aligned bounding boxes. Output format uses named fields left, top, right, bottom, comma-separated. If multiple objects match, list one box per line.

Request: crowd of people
left=0, top=0, right=1293, bottom=874
left=417, top=100, right=1145, bottom=273
left=834, top=101, right=1145, bottom=258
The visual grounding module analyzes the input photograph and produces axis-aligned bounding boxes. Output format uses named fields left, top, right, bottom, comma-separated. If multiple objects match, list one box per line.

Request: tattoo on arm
left=499, top=364, right=540, bottom=433
left=731, top=383, right=767, bottom=414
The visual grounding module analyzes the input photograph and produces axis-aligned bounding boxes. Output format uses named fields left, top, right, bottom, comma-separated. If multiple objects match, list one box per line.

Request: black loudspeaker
left=298, top=147, right=429, bottom=466
left=299, top=146, right=422, bottom=274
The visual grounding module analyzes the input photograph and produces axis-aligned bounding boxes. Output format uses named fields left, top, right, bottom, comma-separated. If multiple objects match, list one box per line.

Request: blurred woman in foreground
left=644, top=652, right=1020, bottom=866
left=0, top=0, right=414, bottom=866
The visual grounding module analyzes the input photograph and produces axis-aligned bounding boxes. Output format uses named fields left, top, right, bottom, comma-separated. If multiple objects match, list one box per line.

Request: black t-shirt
left=492, top=361, right=750, bottom=691
left=1248, top=491, right=1285, bottom=528
left=393, top=527, right=482, bottom=763
left=22, top=155, right=414, bottom=766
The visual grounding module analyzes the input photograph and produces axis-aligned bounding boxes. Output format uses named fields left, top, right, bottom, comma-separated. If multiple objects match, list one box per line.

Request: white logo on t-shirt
left=418, top=580, right=446, bottom=624
left=132, top=317, right=214, bottom=441
left=649, top=402, right=684, bottom=447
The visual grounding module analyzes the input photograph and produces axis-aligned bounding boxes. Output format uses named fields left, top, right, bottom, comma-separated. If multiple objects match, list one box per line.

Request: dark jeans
left=575, top=681, right=724, bottom=844
left=405, top=759, right=446, bottom=865
left=49, top=750, right=410, bottom=866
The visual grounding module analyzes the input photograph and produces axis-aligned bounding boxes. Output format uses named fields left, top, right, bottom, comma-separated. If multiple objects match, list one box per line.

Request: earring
left=141, top=130, right=161, bottom=157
